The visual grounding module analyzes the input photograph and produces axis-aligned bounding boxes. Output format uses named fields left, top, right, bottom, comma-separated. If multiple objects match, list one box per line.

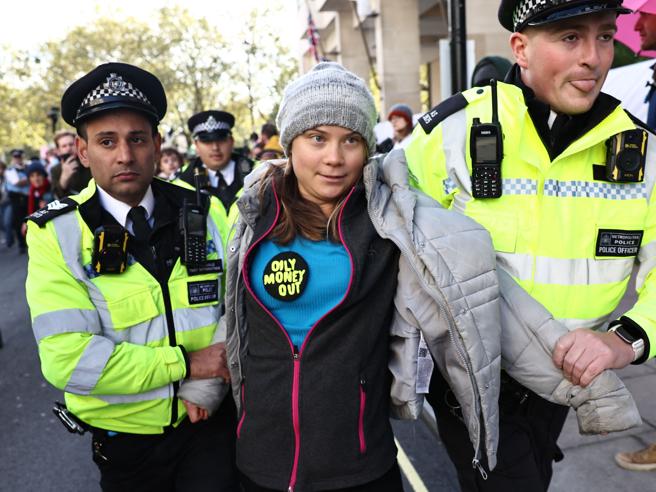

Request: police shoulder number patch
left=26, top=198, right=78, bottom=227
left=418, top=93, right=468, bottom=135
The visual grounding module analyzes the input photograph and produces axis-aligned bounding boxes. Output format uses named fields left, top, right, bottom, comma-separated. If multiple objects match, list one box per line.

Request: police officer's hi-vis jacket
left=405, top=80, right=656, bottom=362
left=25, top=178, right=225, bottom=434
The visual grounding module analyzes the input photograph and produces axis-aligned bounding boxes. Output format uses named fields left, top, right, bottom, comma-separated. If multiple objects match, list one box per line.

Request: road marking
left=395, top=437, right=429, bottom=492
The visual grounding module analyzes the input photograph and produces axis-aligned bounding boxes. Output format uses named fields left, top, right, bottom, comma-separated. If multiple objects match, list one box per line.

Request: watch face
left=614, top=326, right=638, bottom=344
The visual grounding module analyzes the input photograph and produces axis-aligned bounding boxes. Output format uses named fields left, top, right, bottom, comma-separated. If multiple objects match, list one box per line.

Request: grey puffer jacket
left=182, top=150, right=641, bottom=470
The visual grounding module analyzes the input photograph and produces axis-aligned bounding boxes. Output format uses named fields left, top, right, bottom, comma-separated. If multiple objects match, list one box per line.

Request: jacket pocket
left=358, top=376, right=367, bottom=454
left=96, top=289, right=160, bottom=330
left=237, top=383, right=246, bottom=439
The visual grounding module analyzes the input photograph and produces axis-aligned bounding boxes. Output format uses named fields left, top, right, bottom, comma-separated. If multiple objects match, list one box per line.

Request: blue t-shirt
left=249, top=235, right=351, bottom=349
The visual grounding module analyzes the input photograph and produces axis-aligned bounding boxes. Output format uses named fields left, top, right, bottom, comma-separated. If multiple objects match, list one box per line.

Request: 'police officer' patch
left=187, top=280, right=219, bottom=305
left=595, top=229, right=643, bottom=257
left=262, top=252, right=309, bottom=301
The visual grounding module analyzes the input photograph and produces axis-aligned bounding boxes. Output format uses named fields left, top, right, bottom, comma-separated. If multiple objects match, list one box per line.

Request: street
left=1, top=247, right=655, bottom=491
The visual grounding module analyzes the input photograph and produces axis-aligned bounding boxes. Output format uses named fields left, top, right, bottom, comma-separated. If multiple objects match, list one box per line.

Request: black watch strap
left=610, top=317, right=650, bottom=364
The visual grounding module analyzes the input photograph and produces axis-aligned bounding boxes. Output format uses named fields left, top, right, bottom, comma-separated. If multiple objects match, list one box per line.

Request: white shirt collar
left=96, top=185, right=155, bottom=231
left=548, top=110, right=558, bottom=129
left=207, top=160, right=236, bottom=187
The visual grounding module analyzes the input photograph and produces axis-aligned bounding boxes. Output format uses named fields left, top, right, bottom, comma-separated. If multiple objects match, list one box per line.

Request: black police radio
left=470, top=79, right=504, bottom=198
left=180, top=201, right=207, bottom=265
left=605, top=129, right=647, bottom=183
left=179, top=165, right=223, bottom=275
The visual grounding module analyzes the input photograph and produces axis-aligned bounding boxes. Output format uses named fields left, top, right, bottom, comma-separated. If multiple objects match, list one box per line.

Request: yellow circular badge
left=262, top=252, right=310, bottom=301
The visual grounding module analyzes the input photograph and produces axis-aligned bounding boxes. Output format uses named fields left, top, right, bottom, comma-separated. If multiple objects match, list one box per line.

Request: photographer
left=50, top=130, right=91, bottom=198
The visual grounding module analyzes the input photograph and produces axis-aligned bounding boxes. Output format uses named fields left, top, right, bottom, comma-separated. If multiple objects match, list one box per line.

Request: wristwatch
left=608, top=324, right=645, bottom=362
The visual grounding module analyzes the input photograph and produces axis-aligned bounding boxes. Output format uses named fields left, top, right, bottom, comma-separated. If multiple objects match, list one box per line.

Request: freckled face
left=290, top=125, right=367, bottom=217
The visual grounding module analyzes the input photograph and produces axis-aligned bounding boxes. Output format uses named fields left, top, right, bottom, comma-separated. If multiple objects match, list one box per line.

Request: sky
left=0, top=0, right=299, bottom=53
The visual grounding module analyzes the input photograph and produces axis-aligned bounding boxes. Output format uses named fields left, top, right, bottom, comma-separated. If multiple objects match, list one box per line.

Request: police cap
left=499, top=0, right=630, bottom=32
left=10, top=149, right=23, bottom=157
left=61, top=62, right=167, bottom=127
left=188, top=110, right=235, bottom=142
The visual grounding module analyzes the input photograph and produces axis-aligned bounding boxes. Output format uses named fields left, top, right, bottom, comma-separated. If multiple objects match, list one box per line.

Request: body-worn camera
left=606, top=129, right=647, bottom=183
left=92, top=225, right=129, bottom=274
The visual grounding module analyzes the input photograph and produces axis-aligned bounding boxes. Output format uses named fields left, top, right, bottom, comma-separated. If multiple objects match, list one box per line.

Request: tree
left=0, top=5, right=297, bottom=155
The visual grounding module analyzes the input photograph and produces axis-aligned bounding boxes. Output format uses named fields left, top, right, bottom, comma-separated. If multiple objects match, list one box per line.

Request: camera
left=606, top=129, right=647, bottom=183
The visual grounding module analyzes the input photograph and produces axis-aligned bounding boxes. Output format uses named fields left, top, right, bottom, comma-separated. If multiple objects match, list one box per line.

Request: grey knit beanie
left=276, top=62, right=377, bottom=156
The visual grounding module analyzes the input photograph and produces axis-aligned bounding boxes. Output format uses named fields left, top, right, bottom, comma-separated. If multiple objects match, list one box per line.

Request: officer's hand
left=188, top=342, right=231, bottom=380
left=182, top=399, right=209, bottom=423
left=552, top=329, right=634, bottom=387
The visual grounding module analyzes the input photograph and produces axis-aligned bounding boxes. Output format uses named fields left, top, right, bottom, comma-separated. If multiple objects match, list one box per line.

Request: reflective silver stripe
left=499, top=253, right=633, bottom=286
left=543, top=179, right=647, bottom=200
left=52, top=213, right=108, bottom=305
left=65, top=336, right=115, bottom=395
left=441, top=109, right=471, bottom=213
left=95, top=385, right=171, bottom=404
left=32, top=309, right=101, bottom=342
left=637, top=240, right=656, bottom=289
left=100, top=306, right=219, bottom=344
left=174, top=305, right=219, bottom=333
left=497, top=252, right=533, bottom=282
left=534, top=256, right=633, bottom=286
left=103, top=315, right=168, bottom=345
left=557, top=314, right=611, bottom=331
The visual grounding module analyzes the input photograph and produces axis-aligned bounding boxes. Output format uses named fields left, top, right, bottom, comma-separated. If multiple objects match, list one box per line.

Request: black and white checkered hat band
left=193, top=117, right=231, bottom=135
left=513, top=0, right=558, bottom=29
left=80, top=76, right=151, bottom=111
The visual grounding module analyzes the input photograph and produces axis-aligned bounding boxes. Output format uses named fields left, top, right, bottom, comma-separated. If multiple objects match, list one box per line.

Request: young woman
left=181, top=62, right=641, bottom=492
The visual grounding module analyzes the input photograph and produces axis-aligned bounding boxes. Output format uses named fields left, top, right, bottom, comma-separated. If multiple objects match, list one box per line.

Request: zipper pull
left=360, top=376, right=367, bottom=391
left=293, top=345, right=299, bottom=360
left=472, top=458, right=488, bottom=480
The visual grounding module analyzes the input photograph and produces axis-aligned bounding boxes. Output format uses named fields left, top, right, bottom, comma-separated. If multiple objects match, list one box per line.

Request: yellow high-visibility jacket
left=25, top=179, right=225, bottom=433
left=406, top=82, right=656, bottom=361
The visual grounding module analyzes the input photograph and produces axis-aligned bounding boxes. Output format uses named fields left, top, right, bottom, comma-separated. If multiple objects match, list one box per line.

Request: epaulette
left=417, top=92, right=469, bottom=135
left=625, top=110, right=654, bottom=134
left=26, top=197, right=78, bottom=227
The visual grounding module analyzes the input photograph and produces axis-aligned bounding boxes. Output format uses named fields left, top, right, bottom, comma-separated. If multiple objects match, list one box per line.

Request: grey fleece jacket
left=179, top=150, right=641, bottom=470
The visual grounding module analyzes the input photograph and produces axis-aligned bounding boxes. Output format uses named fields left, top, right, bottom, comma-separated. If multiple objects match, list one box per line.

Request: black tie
left=217, top=172, right=228, bottom=192
left=128, top=206, right=151, bottom=243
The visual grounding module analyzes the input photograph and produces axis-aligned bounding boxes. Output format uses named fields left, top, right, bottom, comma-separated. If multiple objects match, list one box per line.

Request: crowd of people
left=6, top=0, right=656, bottom=491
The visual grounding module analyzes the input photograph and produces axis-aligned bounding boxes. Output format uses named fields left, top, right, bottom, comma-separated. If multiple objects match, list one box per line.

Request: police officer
left=405, top=1, right=654, bottom=490
left=176, top=110, right=254, bottom=246
left=25, top=62, right=238, bottom=491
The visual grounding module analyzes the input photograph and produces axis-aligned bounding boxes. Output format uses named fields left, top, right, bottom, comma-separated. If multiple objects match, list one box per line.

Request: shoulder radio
left=470, top=79, right=503, bottom=198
